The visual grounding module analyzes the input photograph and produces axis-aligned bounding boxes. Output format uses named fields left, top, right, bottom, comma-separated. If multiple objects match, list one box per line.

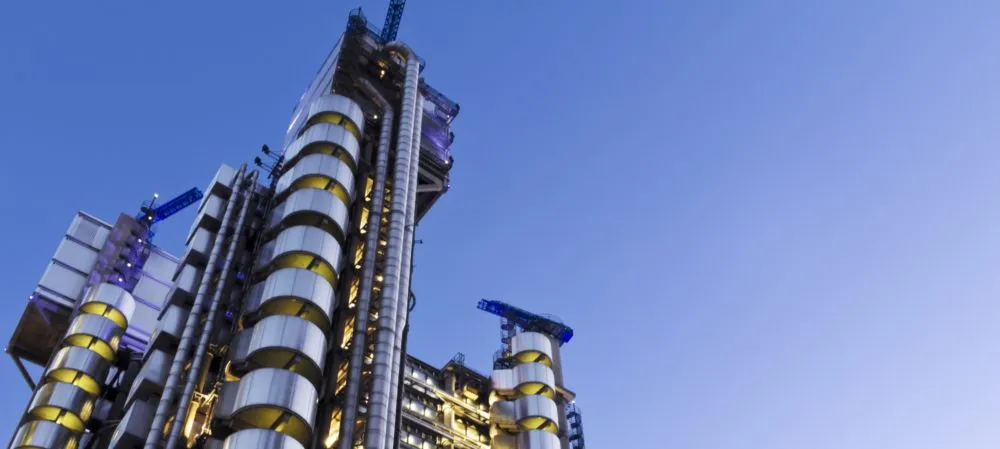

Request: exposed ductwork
left=164, top=171, right=258, bottom=449
left=365, top=41, right=420, bottom=449
left=383, top=93, right=424, bottom=449
left=337, top=78, right=394, bottom=449
left=144, top=164, right=247, bottom=449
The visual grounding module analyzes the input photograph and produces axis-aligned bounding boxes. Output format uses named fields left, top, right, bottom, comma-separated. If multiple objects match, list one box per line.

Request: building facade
left=4, top=10, right=581, bottom=449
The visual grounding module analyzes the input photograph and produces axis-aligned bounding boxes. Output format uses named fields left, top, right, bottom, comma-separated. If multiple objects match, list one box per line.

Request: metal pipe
left=336, top=79, right=394, bottom=449
left=365, top=42, right=420, bottom=449
left=164, top=171, right=258, bottom=449
left=144, top=165, right=247, bottom=449
left=383, top=93, right=423, bottom=449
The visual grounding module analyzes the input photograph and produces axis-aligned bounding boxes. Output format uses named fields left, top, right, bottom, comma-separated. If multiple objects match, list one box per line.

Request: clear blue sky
left=2, top=1, right=1000, bottom=448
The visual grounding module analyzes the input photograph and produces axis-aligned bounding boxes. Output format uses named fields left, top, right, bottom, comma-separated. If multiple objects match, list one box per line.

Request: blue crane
left=477, top=299, right=574, bottom=345
left=380, top=0, right=406, bottom=42
left=137, top=187, right=204, bottom=225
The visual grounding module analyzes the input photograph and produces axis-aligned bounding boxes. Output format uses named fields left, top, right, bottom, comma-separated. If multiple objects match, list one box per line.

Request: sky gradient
left=2, top=1, right=1000, bottom=448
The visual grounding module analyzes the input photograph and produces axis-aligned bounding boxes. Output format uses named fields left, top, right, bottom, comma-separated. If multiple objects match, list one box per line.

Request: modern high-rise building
left=3, top=8, right=584, bottom=449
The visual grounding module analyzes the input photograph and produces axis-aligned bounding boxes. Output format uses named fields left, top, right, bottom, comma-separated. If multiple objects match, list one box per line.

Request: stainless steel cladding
left=383, top=93, right=425, bottom=449
left=10, top=420, right=78, bottom=449
left=243, top=268, right=336, bottom=332
left=165, top=171, right=258, bottom=449
left=221, top=429, right=306, bottom=449
left=338, top=79, right=394, bottom=449
left=233, top=93, right=364, bottom=449
left=225, top=368, right=318, bottom=446
left=12, top=283, right=134, bottom=449
left=366, top=42, right=421, bottom=449
left=144, top=165, right=246, bottom=449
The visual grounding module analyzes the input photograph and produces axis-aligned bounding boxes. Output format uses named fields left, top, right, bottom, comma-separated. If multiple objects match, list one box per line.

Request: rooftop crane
left=136, top=187, right=204, bottom=225
left=380, top=0, right=406, bottom=42
left=477, top=299, right=575, bottom=345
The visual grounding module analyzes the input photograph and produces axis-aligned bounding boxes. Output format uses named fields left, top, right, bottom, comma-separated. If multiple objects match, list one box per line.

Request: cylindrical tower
left=218, top=94, right=365, bottom=449
left=10, top=283, right=135, bottom=449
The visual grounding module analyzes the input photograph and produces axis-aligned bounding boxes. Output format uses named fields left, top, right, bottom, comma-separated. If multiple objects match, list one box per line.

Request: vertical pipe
left=337, top=80, right=394, bottom=449
left=164, top=171, right=258, bottom=449
left=144, top=165, right=247, bottom=449
left=383, top=93, right=423, bottom=449
left=365, top=46, right=419, bottom=449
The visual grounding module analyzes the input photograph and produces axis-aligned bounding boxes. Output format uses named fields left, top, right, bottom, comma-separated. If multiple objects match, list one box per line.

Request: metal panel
left=275, top=153, right=356, bottom=204
left=45, top=346, right=110, bottom=396
left=126, top=302, right=158, bottom=342
left=143, top=250, right=179, bottom=284
left=64, top=313, right=125, bottom=361
left=53, top=238, right=99, bottom=274
left=515, top=395, right=560, bottom=433
left=516, top=430, right=562, bottom=449
left=38, top=263, right=89, bottom=303
left=256, top=226, right=344, bottom=287
left=306, top=95, right=365, bottom=137
left=490, top=400, right=516, bottom=430
left=491, top=434, right=517, bottom=449
left=166, top=263, right=202, bottom=308
left=127, top=349, right=171, bottom=406
left=222, top=429, right=306, bottom=449
left=10, top=420, right=77, bottom=449
left=132, top=276, right=169, bottom=309
left=79, top=282, right=136, bottom=329
left=68, top=213, right=112, bottom=249
left=26, top=381, right=95, bottom=432
left=109, top=399, right=154, bottom=449
left=214, top=381, right=240, bottom=420
left=283, top=123, right=360, bottom=171
left=148, top=304, right=189, bottom=353
left=268, top=187, right=351, bottom=245
left=230, top=368, right=318, bottom=446
left=514, top=363, right=557, bottom=398
left=492, top=368, right=516, bottom=391
left=182, top=227, right=216, bottom=267
left=229, top=315, right=327, bottom=387
left=243, top=267, right=336, bottom=332
left=512, top=332, right=554, bottom=366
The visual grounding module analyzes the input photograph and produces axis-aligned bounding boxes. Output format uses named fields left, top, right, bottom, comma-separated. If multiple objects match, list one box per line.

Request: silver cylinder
left=336, top=79, right=394, bottom=449
left=164, top=171, right=258, bottom=449
left=365, top=42, right=420, bottom=449
left=383, top=93, right=424, bottom=449
left=143, top=165, right=246, bottom=449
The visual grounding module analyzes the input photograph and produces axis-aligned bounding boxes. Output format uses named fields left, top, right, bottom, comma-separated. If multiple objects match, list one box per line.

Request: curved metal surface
left=45, top=346, right=110, bottom=396
left=515, top=395, right=560, bottom=433
left=384, top=93, right=425, bottom=449
left=27, top=382, right=95, bottom=432
left=182, top=227, right=216, bottom=267
left=283, top=123, right=360, bottom=172
left=221, top=428, right=306, bottom=449
left=63, top=313, right=124, bottom=361
left=337, top=78, right=394, bottom=449
left=275, top=153, right=356, bottom=207
left=269, top=187, right=350, bottom=245
left=306, top=95, right=365, bottom=137
left=367, top=45, right=421, bottom=449
left=79, top=282, right=136, bottom=329
left=516, top=430, right=562, bottom=449
left=514, top=363, right=557, bottom=399
left=256, top=225, right=344, bottom=287
left=10, top=420, right=77, bottom=449
left=229, top=315, right=327, bottom=388
left=512, top=332, right=554, bottom=366
left=230, top=368, right=318, bottom=446
left=243, top=267, right=336, bottom=332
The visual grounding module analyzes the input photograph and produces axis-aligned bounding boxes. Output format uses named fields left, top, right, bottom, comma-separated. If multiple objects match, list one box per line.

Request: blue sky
left=3, top=1, right=1000, bottom=447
